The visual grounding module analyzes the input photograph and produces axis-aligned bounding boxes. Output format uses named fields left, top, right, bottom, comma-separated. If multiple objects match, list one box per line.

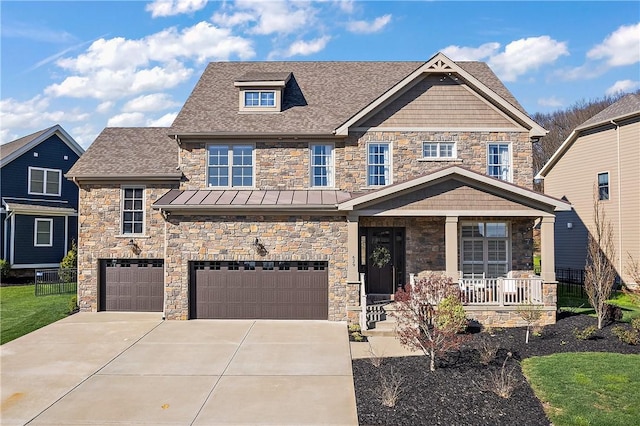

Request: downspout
left=162, top=208, right=168, bottom=320
left=3, top=210, right=14, bottom=262
left=611, top=120, right=623, bottom=277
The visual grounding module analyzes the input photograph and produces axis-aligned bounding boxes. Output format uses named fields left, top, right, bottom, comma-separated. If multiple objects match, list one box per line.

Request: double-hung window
left=244, top=91, right=275, bottom=108
left=208, top=145, right=254, bottom=187
left=461, top=222, right=509, bottom=278
left=122, top=187, right=144, bottom=235
left=423, top=142, right=456, bottom=159
left=29, top=167, right=61, bottom=196
left=367, top=143, right=391, bottom=186
left=34, top=218, right=53, bottom=247
left=487, top=143, right=511, bottom=181
left=310, top=144, right=334, bottom=187
left=598, top=172, right=609, bottom=200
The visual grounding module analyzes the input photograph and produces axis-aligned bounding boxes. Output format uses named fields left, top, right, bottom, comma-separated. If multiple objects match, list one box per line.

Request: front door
left=361, top=227, right=405, bottom=294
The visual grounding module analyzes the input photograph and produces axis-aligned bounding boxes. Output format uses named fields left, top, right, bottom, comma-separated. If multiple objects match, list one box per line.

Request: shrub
left=487, top=352, right=520, bottom=399
left=611, top=326, right=639, bottom=345
left=393, top=274, right=469, bottom=372
left=573, top=325, right=597, bottom=340
left=68, top=296, right=78, bottom=314
left=379, top=367, right=403, bottom=407
left=476, top=335, right=500, bottom=365
left=604, top=303, right=623, bottom=323
left=59, top=241, right=78, bottom=282
left=0, top=259, right=10, bottom=280
left=631, top=317, right=640, bottom=333
left=516, top=302, right=543, bottom=343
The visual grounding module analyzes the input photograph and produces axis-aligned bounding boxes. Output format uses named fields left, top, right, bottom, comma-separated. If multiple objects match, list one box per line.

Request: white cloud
left=107, top=112, right=146, bottom=127
left=605, top=79, right=640, bottom=96
left=441, top=43, right=501, bottom=61
left=96, top=101, right=114, bottom=114
left=538, top=96, right=564, bottom=108
left=146, top=0, right=208, bottom=18
left=588, top=23, right=640, bottom=67
left=122, top=93, right=180, bottom=112
left=211, top=11, right=255, bottom=28
left=488, top=36, right=569, bottom=82
left=335, top=0, right=355, bottom=14
left=148, top=112, right=178, bottom=127
left=346, top=14, right=392, bottom=34
left=282, top=36, right=331, bottom=58
left=215, top=0, right=315, bottom=35
left=70, top=123, right=99, bottom=149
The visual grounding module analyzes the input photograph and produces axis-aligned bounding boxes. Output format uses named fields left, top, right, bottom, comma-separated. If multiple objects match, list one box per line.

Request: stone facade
left=163, top=214, right=353, bottom=321
left=76, top=183, right=176, bottom=312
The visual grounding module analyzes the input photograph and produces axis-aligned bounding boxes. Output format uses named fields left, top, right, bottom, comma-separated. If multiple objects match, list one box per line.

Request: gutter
left=168, top=132, right=345, bottom=140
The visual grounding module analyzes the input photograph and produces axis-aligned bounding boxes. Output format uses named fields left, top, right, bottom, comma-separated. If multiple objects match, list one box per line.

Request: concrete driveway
left=1, top=313, right=358, bottom=425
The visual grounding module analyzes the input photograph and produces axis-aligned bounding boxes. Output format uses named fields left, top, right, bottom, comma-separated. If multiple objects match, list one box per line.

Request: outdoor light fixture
left=253, top=238, right=268, bottom=256
left=127, top=239, right=141, bottom=255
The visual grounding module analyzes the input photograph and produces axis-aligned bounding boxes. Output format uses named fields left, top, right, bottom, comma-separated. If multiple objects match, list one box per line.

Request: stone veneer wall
left=77, top=183, right=176, bottom=312
left=178, top=131, right=533, bottom=192
left=163, top=214, right=354, bottom=321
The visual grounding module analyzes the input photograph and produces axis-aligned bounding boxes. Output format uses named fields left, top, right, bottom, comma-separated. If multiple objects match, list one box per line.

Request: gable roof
left=66, top=127, right=181, bottom=181
left=339, top=166, right=570, bottom=213
left=0, top=124, right=84, bottom=168
left=536, top=93, right=640, bottom=179
left=170, top=52, right=539, bottom=138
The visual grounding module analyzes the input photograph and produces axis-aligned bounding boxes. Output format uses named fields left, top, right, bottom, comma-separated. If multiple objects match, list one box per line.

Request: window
left=244, top=91, right=275, bottom=107
left=310, top=144, right=334, bottom=187
left=461, top=222, right=509, bottom=278
left=34, top=218, right=53, bottom=247
left=122, top=187, right=144, bottom=235
left=208, top=145, right=254, bottom=187
left=598, top=172, right=609, bottom=200
left=487, top=143, right=511, bottom=181
left=367, top=143, right=391, bottom=186
left=29, top=167, right=61, bottom=196
left=423, top=142, right=456, bottom=159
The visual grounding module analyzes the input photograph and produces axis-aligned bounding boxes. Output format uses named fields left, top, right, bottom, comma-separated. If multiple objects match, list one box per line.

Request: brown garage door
left=190, top=261, right=328, bottom=320
left=100, top=259, right=164, bottom=312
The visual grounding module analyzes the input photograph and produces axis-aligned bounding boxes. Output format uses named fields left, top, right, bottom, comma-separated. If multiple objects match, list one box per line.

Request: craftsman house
left=536, top=93, right=640, bottom=286
left=68, top=52, right=569, bottom=327
left=1, top=125, right=83, bottom=273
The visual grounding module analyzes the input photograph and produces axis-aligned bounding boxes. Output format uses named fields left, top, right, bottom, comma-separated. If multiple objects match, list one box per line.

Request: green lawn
left=522, top=353, right=640, bottom=426
left=558, top=291, right=640, bottom=323
left=0, top=284, right=76, bottom=345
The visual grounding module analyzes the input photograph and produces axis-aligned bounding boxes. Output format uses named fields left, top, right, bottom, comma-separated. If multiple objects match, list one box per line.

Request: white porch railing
left=359, top=273, right=369, bottom=331
left=458, top=277, right=543, bottom=306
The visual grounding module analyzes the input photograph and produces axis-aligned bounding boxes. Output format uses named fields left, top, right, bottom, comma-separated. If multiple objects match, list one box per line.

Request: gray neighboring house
left=68, top=52, right=570, bottom=326
left=537, top=93, right=640, bottom=286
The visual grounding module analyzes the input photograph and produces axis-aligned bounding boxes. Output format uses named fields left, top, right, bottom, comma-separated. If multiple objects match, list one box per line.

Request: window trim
left=28, top=167, right=62, bottom=196
left=487, top=142, right=512, bottom=182
left=34, top=218, right=53, bottom=247
left=243, top=90, right=277, bottom=108
left=206, top=143, right=256, bottom=189
left=121, top=185, right=146, bottom=236
left=460, top=221, right=510, bottom=278
left=597, top=171, right=610, bottom=201
left=309, top=143, right=335, bottom=188
left=422, top=141, right=457, bottom=160
left=366, top=142, right=393, bottom=187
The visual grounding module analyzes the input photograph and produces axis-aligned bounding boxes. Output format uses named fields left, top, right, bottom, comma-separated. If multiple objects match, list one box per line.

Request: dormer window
left=235, top=72, right=291, bottom=113
left=244, top=91, right=276, bottom=108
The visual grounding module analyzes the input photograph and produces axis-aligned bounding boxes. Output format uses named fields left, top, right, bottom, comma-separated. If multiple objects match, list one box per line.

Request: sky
left=1, top=0, right=639, bottom=149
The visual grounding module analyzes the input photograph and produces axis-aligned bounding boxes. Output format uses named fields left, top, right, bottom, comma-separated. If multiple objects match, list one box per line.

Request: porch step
left=363, top=302, right=399, bottom=337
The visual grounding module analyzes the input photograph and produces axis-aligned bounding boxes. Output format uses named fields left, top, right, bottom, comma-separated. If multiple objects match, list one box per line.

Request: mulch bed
left=352, top=312, right=640, bottom=426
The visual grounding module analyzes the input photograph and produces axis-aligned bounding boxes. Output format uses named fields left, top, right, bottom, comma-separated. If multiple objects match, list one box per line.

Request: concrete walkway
left=1, top=313, right=358, bottom=425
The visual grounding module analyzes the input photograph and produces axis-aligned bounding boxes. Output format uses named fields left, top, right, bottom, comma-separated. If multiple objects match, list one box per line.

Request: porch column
left=540, top=216, right=556, bottom=282
left=346, top=214, right=360, bottom=283
left=445, top=216, right=459, bottom=280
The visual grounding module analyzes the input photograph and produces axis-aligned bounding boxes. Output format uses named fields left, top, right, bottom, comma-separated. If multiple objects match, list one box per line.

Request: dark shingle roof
left=579, top=93, right=640, bottom=129
left=66, top=127, right=180, bottom=179
left=1, top=127, right=52, bottom=160
left=169, top=59, right=527, bottom=136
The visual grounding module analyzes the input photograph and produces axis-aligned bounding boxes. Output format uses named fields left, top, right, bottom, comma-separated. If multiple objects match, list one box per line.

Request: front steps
left=363, top=301, right=398, bottom=337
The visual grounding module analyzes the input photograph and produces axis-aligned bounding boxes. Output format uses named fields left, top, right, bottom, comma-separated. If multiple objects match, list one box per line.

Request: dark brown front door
left=362, top=227, right=405, bottom=294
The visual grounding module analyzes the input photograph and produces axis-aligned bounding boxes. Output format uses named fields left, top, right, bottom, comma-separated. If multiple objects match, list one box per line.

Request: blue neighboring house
left=1, top=125, right=84, bottom=272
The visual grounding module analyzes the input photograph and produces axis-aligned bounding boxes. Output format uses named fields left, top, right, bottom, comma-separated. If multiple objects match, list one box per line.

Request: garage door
left=100, top=259, right=164, bottom=312
left=190, top=261, right=328, bottom=320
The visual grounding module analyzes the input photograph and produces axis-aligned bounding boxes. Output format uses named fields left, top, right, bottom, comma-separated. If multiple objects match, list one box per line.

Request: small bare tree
left=515, top=302, right=543, bottom=343
left=584, top=188, right=617, bottom=329
left=393, top=274, right=469, bottom=372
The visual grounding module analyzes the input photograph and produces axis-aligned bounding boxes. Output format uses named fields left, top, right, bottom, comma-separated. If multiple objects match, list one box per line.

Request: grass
left=0, top=284, right=76, bottom=345
left=558, top=291, right=640, bottom=323
left=522, top=353, right=640, bottom=426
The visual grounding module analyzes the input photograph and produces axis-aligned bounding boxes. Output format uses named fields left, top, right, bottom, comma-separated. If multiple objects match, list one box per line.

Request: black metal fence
left=557, top=281, right=587, bottom=299
left=35, top=269, right=77, bottom=296
left=555, top=267, right=585, bottom=285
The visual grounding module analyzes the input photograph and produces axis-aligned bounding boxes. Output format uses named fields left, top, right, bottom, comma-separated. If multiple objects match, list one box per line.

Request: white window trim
left=460, top=221, right=511, bottom=278
left=309, top=143, right=335, bottom=188
left=421, top=141, right=458, bottom=160
left=487, top=142, right=512, bottom=183
left=28, top=167, right=62, bottom=196
left=244, top=90, right=276, bottom=108
left=34, top=218, right=53, bottom=247
left=366, top=142, right=393, bottom=187
left=121, top=185, right=146, bottom=236
left=597, top=171, right=610, bottom=201
left=206, top=144, right=256, bottom=189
